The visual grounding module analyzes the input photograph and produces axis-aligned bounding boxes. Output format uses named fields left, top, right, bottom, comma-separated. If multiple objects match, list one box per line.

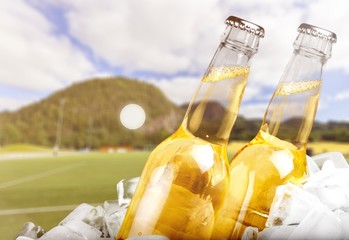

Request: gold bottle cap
left=225, top=16, right=265, bottom=38
left=297, top=23, right=337, bottom=43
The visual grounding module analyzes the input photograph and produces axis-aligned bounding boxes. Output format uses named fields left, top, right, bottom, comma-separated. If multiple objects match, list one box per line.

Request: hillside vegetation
left=0, top=77, right=348, bottom=149
left=0, top=77, right=183, bottom=149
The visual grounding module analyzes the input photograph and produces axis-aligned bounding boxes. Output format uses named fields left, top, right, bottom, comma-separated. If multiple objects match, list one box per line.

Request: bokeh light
left=120, top=104, right=146, bottom=130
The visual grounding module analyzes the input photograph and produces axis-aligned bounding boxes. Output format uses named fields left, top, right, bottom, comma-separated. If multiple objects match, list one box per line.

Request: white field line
left=0, top=205, right=77, bottom=216
left=0, top=162, right=85, bottom=189
left=0, top=152, right=79, bottom=162
left=0, top=203, right=103, bottom=216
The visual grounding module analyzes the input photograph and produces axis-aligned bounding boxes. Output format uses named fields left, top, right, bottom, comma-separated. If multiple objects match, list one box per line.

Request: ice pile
left=252, top=152, right=349, bottom=240
left=16, top=178, right=140, bottom=240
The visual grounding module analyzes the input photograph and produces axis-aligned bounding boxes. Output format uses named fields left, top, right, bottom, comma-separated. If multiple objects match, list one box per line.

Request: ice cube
left=257, top=226, right=296, bottom=240
left=59, top=203, right=94, bottom=225
left=104, top=200, right=120, bottom=215
left=241, top=226, right=258, bottom=240
left=16, top=237, right=35, bottom=240
left=104, top=204, right=128, bottom=238
left=126, top=235, right=169, bottom=240
left=16, top=222, right=45, bottom=239
left=288, top=202, right=343, bottom=240
left=312, top=152, right=348, bottom=170
left=305, top=168, right=349, bottom=188
left=117, top=177, right=140, bottom=207
left=59, top=203, right=107, bottom=235
left=266, top=183, right=320, bottom=227
left=83, top=205, right=105, bottom=232
left=39, top=226, right=85, bottom=240
left=306, top=155, right=320, bottom=176
left=335, top=210, right=349, bottom=238
left=304, top=168, right=349, bottom=211
left=64, top=220, right=101, bottom=240
left=103, top=200, right=121, bottom=237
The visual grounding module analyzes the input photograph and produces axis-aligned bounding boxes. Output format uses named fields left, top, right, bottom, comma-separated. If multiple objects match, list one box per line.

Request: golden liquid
left=202, top=66, right=249, bottom=83
left=117, top=66, right=249, bottom=240
left=117, top=125, right=229, bottom=240
left=211, top=80, right=321, bottom=240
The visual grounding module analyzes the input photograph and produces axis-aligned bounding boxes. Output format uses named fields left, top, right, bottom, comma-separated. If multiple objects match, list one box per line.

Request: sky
left=0, top=0, right=349, bottom=122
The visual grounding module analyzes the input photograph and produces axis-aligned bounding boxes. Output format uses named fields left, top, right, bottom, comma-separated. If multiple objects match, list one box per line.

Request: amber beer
left=116, top=16, right=264, bottom=240
left=212, top=24, right=336, bottom=240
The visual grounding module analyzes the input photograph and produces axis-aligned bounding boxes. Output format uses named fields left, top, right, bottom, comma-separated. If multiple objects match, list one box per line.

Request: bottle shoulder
left=230, top=130, right=307, bottom=181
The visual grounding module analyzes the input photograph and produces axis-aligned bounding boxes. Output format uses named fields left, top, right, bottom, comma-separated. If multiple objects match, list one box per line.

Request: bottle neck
left=261, top=50, right=325, bottom=148
left=182, top=42, right=253, bottom=145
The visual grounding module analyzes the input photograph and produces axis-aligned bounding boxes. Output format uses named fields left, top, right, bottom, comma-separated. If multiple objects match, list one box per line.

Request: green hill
left=0, top=77, right=348, bottom=150
left=0, top=77, right=184, bottom=149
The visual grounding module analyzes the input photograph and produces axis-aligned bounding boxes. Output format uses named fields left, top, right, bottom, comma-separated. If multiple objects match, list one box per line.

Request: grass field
left=0, top=141, right=348, bottom=239
left=0, top=151, right=150, bottom=239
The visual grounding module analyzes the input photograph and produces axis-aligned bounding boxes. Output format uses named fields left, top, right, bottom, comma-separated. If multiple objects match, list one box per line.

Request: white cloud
left=147, top=76, right=200, bottom=105
left=334, top=91, right=349, bottom=101
left=0, top=1, right=96, bottom=92
left=305, top=0, right=349, bottom=74
left=14, top=0, right=348, bottom=90
left=239, top=102, right=269, bottom=119
left=53, top=0, right=223, bottom=74
left=48, top=0, right=316, bottom=88
left=0, top=97, right=31, bottom=111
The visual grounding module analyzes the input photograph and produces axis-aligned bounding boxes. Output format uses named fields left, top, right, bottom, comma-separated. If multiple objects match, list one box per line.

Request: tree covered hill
left=0, top=77, right=348, bottom=149
left=0, top=77, right=184, bottom=149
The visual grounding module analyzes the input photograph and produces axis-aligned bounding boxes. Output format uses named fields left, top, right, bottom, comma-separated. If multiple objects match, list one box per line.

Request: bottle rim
left=225, top=16, right=265, bottom=38
left=297, top=23, right=337, bottom=43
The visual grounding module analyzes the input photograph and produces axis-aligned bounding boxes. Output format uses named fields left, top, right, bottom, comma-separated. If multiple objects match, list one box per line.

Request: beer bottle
left=116, top=16, right=264, bottom=240
left=212, top=23, right=336, bottom=240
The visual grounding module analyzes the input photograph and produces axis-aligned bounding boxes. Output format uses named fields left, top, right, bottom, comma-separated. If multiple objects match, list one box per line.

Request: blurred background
left=1, top=0, right=349, bottom=238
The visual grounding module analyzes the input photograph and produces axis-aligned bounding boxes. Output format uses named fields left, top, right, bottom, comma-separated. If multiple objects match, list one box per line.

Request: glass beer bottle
left=116, top=16, right=264, bottom=240
left=212, top=24, right=337, bottom=239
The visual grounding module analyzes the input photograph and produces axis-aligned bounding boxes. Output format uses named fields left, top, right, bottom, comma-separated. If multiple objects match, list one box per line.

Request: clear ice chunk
left=117, top=177, right=140, bottom=207
left=105, top=204, right=128, bottom=238
left=266, top=183, right=320, bottom=227
left=41, top=220, right=102, bottom=240
left=83, top=205, right=105, bottom=232
left=16, top=222, right=45, bottom=239
left=288, top=202, right=343, bottom=240
left=40, top=226, right=86, bottom=240
left=241, top=226, right=258, bottom=240
left=126, top=235, right=170, bottom=240
left=258, top=225, right=296, bottom=240
left=104, top=200, right=120, bottom=215
left=312, top=152, right=348, bottom=170
left=16, top=237, right=36, bottom=240
left=335, top=210, right=349, bottom=238
left=303, top=168, right=349, bottom=211
left=59, top=203, right=94, bottom=225
left=306, top=155, right=320, bottom=176
left=103, top=200, right=121, bottom=238
left=59, top=203, right=107, bottom=236
left=64, top=220, right=101, bottom=240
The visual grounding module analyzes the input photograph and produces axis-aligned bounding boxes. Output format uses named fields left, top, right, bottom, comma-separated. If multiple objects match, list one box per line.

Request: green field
left=0, top=152, right=150, bottom=239
left=1, top=141, right=348, bottom=239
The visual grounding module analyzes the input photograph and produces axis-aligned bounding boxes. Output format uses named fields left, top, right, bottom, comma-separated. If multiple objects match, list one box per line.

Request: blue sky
left=1, top=0, right=349, bottom=122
